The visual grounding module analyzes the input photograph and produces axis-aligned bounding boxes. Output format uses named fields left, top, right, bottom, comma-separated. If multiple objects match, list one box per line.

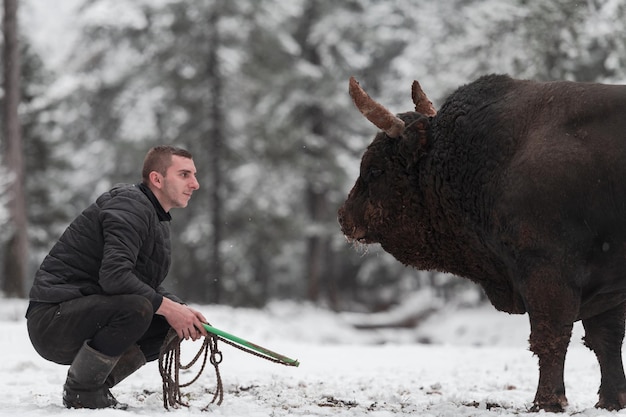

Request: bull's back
left=506, top=81, right=626, bottom=221
left=496, top=81, right=626, bottom=310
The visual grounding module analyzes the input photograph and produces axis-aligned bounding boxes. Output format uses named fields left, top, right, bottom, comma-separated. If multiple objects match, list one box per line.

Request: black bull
left=338, top=74, right=626, bottom=412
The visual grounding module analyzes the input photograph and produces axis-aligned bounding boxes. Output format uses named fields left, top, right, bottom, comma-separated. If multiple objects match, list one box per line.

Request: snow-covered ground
left=0, top=296, right=620, bottom=416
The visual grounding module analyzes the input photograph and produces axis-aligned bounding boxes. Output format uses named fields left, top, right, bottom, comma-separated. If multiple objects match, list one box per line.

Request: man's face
left=155, top=155, right=200, bottom=212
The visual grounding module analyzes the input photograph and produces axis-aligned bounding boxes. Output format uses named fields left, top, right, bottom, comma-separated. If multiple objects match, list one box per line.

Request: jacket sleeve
left=97, top=195, right=164, bottom=311
left=157, top=285, right=184, bottom=304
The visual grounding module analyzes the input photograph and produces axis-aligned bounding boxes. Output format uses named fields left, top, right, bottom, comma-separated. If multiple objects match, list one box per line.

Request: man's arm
left=156, top=297, right=208, bottom=341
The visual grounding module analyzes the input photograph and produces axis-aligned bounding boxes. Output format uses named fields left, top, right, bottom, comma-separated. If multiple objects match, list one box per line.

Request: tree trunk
left=294, top=1, right=339, bottom=307
left=305, top=181, right=338, bottom=309
left=305, top=185, right=324, bottom=302
left=206, top=4, right=224, bottom=303
left=2, top=0, right=28, bottom=297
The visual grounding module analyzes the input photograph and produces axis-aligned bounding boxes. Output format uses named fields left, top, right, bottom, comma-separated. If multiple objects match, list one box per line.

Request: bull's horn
left=349, top=76, right=405, bottom=138
left=411, top=81, right=437, bottom=116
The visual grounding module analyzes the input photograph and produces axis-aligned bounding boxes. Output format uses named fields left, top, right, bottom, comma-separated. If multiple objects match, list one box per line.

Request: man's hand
left=156, top=297, right=209, bottom=341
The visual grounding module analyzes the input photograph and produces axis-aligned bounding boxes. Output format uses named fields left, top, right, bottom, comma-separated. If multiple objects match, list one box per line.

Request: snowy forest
left=2, top=0, right=626, bottom=310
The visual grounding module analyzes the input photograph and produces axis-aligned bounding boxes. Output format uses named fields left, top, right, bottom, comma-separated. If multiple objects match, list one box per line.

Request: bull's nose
left=337, top=207, right=356, bottom=238
left=337, top=206, right=345, bottom=225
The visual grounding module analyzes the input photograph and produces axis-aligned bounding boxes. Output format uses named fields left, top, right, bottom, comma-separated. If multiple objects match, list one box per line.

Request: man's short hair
left=142, top=145, right=193, bottom=184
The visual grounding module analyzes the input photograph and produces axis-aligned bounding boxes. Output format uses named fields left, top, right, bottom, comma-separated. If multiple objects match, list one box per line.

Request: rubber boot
left=62, top=340, right=122, bottom=409
left=106, top=344, right=146, bottom=388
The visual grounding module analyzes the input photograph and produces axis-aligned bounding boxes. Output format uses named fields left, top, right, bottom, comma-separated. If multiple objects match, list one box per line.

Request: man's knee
left=90, top=295, right=156, bottom=357
left=111, top=295, right=154, bottom=331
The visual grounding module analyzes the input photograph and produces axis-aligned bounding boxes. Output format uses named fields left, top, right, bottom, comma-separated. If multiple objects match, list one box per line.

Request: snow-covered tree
left=17, top=0, right=626, bottom=311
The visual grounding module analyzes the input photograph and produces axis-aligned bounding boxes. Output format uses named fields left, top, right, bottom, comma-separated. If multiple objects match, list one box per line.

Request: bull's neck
left=414, top=150, right=502, bottom=283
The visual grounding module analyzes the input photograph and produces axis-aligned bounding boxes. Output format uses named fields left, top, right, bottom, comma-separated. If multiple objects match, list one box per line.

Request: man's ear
left=149, top=171, right=163, bottom=189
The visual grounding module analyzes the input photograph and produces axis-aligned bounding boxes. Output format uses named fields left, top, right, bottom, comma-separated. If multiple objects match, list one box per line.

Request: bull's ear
left=403, top=116, right=430, bottom=154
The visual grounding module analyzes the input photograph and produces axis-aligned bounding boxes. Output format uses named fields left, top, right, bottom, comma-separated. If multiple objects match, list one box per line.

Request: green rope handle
left=202, top=323, right=300, bottom=367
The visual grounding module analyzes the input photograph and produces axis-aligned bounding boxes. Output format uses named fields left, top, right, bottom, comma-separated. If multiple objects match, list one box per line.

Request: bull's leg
left=522, top=266, right=578, bottom=412
left=582, top=301, right=626, bottom=410
left=527, top=314, right=573, bottom=412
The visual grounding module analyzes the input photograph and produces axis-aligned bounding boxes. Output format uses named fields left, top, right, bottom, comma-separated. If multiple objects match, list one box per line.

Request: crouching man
left=26, top=145, right=208, bottom=409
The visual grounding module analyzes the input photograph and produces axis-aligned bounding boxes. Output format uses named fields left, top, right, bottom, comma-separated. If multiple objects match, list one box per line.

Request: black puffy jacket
left=29, top=183, right=181, bottom=312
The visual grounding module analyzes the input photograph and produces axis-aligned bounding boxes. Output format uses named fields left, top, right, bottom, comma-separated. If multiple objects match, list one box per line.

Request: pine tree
left=2, top=0, right=27, bottom=297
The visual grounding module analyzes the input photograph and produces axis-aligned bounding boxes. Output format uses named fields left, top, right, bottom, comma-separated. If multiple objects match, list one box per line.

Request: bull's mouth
left=342, top=225, right=376, bottom=244
left=338, top=208, right=377, bottom=244
left=351, top=235, right=368, bottom=244
left=346, top=235, right=373, bottom=245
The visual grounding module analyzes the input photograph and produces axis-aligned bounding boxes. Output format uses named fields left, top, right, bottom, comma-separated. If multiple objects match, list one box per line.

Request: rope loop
left=158, top=329, right=224, bottom=410
left=210, top=350, right=223, bottom=366
left=158, top=326, right=293, bottom=410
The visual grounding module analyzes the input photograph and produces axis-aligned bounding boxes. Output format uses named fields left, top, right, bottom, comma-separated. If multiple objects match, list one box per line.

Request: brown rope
left=158, top=328, right=223, bottom=410
left=215, top=334, right=295, bottom=366
left=158, top=327, right=294, bottom=410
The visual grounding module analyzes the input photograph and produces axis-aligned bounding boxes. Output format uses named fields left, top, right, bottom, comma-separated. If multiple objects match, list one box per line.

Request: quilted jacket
left=29, top=183, right=181, bottom=312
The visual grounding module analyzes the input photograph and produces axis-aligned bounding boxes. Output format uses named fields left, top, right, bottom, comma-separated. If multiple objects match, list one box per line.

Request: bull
left=337, top=74, right=626, bottom=412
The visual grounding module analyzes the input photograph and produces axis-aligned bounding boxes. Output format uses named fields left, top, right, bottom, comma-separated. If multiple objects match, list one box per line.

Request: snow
left=8, top=2, right=626, bottom=415
left=20, top=0, right=82, bottom=71
left=0, top=297, right=619, bottom=416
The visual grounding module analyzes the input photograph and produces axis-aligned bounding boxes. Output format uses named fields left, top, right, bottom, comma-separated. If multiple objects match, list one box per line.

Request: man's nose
left=191, top=176, right=200, bottom=190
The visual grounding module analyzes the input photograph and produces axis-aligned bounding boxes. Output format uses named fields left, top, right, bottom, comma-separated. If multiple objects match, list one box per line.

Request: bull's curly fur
left=338, top=74, right=626, bottom=412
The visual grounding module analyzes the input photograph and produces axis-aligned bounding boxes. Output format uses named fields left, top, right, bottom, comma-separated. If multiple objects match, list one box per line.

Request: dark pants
left=27, top=294, right=171, bottom=365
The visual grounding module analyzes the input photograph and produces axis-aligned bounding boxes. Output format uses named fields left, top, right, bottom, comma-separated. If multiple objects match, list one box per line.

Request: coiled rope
left=158, top=328, right=223, bottom=410
left=158, top=327, right=294, bottom=410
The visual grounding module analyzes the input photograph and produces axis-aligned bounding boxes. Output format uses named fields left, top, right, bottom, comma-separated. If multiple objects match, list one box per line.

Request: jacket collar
left=137, top=183, right=172, bottom=222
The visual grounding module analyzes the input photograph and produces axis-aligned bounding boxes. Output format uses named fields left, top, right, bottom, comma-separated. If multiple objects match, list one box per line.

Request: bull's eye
left=367, top=168, right=383, bottom=181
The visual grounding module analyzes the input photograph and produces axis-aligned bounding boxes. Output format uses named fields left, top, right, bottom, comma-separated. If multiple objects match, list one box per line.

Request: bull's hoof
left=530, top=402, right=565, bottom=413
left=595, top=391, right=626, bottom=411
left=595, top=400, right=621, bottom=411
left=531, top=394, right=568, bottom=413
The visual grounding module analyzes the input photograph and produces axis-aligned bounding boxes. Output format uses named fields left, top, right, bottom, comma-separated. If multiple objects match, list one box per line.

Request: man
left=26, top=145, right=208, bottom=409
